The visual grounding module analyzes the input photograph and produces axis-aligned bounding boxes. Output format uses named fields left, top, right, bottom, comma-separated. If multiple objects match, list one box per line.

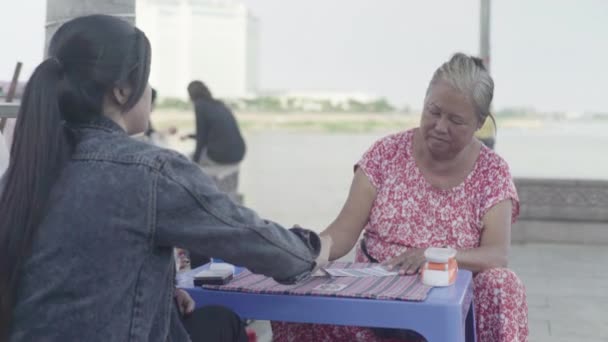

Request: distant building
left=136, top=0, right=259, bottom=100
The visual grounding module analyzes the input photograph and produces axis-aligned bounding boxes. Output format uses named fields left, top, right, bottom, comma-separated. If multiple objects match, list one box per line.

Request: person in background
left=143, top=88, right=177, bottom=147
left=0, top=15, right=330, bottom=342
left=185, top=80, right=246, bottom=166
left=185, top=81, right=248, bottom=268
left=272, top=53, right=528, bottom=342
left=144, top=87, right=159, bottom=138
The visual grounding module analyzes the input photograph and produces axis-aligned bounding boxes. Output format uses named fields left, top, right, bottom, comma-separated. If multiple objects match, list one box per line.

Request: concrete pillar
left=45, top=0, right=136, bottom=55
left=479, top=0, right=491, bottom=71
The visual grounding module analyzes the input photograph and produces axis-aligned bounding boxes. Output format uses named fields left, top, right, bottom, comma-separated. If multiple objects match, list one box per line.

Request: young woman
left=0, top=15, right=329, bottom=342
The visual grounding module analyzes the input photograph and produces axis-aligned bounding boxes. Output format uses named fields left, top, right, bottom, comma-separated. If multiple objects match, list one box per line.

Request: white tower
left=137, top=0, right=259, bottom=100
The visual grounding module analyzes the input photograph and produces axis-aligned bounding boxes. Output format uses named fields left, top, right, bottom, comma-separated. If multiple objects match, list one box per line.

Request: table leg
left=465, top=301, right=477, bottom=342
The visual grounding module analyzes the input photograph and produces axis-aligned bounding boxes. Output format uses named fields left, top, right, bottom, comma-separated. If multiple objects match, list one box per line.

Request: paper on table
left=322, top=266, right=398, bottom=277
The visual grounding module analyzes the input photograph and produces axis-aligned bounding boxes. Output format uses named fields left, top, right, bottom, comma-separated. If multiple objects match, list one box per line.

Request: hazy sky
left=1, top=0, right=607, bottom=112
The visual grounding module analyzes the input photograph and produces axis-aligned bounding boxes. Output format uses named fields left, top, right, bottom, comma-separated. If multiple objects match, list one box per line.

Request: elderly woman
left=272, top=53, right=528, bottom=342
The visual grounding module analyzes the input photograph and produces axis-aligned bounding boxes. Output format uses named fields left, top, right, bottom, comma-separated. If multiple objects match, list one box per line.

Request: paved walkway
left=510, top=243, right=608, bottom=342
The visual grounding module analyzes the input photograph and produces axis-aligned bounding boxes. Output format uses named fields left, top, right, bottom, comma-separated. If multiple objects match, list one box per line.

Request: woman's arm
left=456, top=200, right=512, bottom=273
left=385, top=200, right=513, bottom=275
left=154, top=152, right=324, bottom=284
left=321, top=168, right=377, bottom=260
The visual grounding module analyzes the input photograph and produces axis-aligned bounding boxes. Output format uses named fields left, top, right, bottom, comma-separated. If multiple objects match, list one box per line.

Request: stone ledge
left=515, top=178, right=608, bottom=222
left=512, top=220, right=608, bottom=245
left=514, top=178, right=608, bottom=244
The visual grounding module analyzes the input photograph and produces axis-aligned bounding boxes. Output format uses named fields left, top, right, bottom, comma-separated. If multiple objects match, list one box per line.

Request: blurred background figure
left=185, top=80, right=246, bottom=167
left=143, top=88, right=177, bottom=147
left=183, top=80, right=246, bottom=206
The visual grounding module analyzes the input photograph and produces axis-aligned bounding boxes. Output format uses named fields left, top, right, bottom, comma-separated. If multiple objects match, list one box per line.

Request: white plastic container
left=421, top=247, right=458, bottom=287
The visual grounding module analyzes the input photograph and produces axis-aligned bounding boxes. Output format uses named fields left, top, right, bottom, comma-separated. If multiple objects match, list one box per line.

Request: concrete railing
left=513, top=178, right=608, bottom=244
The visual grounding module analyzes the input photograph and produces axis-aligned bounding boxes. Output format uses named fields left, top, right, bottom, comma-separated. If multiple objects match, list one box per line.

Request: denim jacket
left=9, top=117, right=321, bottom=342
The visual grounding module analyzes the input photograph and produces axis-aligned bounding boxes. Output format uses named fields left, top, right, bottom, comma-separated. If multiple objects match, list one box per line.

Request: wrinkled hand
left=382, top=248, right=426, bottom=275
left=174, top=288, right=195, bottom=316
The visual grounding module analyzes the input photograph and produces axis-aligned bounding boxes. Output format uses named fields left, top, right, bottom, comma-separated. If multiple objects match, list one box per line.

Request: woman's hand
left=321, top=168, right=377, bottom=261
left=174, top=288, right=195, bottom=316
left=382, top=248, right=427, bottom=275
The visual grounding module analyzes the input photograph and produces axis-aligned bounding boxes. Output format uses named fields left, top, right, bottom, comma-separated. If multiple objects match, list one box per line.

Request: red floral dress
left=272, top=129, right=528, bottom=342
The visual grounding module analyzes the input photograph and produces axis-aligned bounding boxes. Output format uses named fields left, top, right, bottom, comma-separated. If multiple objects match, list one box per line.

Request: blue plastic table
left=179, top=265, right=476, bottom=342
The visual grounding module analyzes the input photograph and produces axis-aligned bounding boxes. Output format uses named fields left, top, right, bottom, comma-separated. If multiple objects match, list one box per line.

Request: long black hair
left=0, top=15, right=151, bottom=338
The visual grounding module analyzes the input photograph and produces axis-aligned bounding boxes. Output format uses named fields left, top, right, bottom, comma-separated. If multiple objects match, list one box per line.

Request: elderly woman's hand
left=382, top=248, right=426, bottom=275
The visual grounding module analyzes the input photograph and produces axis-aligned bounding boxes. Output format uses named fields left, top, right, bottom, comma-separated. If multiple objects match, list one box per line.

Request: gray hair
left=426, top=53, right=494, bottom=124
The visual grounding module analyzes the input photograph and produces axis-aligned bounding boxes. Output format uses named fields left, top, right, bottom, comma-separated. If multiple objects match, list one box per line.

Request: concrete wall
left=513, top=178, right=608, bottom=244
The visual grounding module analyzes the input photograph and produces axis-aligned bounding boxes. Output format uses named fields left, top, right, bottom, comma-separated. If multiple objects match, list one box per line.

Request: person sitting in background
left=272, top=53, right=528, bottom=342
left=144, top=88, right=158, bottom=137
left=0, top=15, right=330, bottom=342
left=143, top=88, right=177, bottom=147
left=185, top=80, right=246, bottom=166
